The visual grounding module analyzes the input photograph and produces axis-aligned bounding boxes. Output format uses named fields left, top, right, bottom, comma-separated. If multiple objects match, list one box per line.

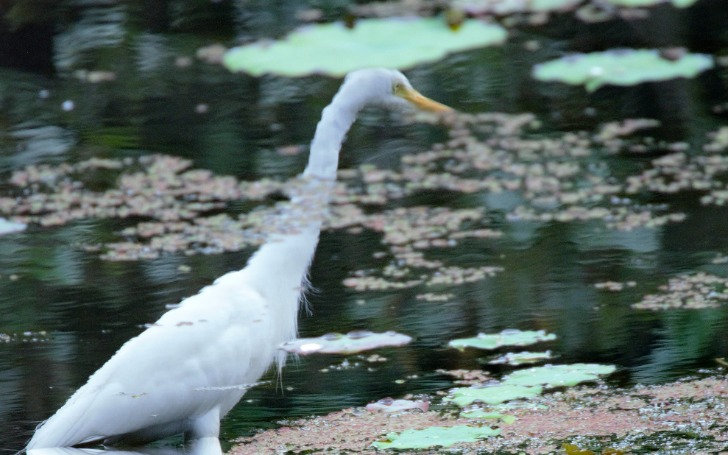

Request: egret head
left=342, top=68, right=453, bottom=113
left=305, top=68, right=452, bottom=179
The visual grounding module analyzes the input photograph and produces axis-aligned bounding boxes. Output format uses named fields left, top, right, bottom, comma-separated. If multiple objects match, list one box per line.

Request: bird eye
left=392, top=82, right=403, bottom=94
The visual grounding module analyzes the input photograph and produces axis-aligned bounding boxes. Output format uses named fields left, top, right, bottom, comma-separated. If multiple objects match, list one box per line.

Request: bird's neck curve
left=303, top=80, right=367, bottom=180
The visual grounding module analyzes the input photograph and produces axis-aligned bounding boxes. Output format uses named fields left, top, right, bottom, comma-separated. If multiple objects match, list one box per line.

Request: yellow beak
left=397, top=87, right=453, bottom=113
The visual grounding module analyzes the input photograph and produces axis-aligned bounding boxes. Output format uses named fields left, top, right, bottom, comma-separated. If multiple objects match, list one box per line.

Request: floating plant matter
left=446, top=384, right=544, bottom=407
left=632, top=273, right=728, bottom=310
left=366, top=397, right=429, bottom=413
left=0, top=218, right=26, bottom=236
left=488, top=350, right=555, bottom=365
left=461, top=409, right=517, bottom=424
left=449, top=329, right=557, bottom=351
left=502, top=363, right=617, bottom=388
left=454, top=0, right=582, bottom=15
left=223, top=17, right=506, bottom=77
left=371, top=424, right=500, bottom=450
left=280, top=330, right=412, bottom=355
left=2, top=112, right=725, bottom=300
left=605, top=0, right=697, bottom=7
left=233, top=375, right=728, bottom=453
left=533, top=49, right=714, bottom=92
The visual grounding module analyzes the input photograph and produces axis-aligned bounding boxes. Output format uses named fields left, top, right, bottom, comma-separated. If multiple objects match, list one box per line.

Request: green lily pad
left=488, top=350, right=555, bottom=365
left=533, top=49, right=714, bottom=92
left=448, top=329, right=557, bottom=351
left=280, top=330, right=411, bottom=355
left=606, top=0, right=698, bottom=7
left=455, top=0, right=582, bottom=15
left=503, top=363, right=616, bottom=388
left=223, top=17, right=507, bottom=77
left=0, top=218, right=26, bottom=236
left=461, top=410, right=517, bottom=424
left=446, top=384, right=543, bottom=407
left=371, top=425, right=500, bottom=450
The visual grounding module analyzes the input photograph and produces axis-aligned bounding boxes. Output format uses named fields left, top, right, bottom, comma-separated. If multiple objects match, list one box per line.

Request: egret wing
left=28, top=280, right=274, bottom=447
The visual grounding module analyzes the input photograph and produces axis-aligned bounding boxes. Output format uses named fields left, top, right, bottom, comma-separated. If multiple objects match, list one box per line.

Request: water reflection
left=27, top=437, right=222, bottom=455
left=54, top=3, right=126, bottom=72
left=9, top=125, right=75, bottom=166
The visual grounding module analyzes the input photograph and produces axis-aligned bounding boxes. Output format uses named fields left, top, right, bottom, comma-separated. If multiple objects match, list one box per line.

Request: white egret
left=26, top=68, right=451, bottom=448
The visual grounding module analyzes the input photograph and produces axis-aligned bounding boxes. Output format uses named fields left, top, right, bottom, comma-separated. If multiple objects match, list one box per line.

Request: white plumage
left=27, top=68, right=450, bottom=448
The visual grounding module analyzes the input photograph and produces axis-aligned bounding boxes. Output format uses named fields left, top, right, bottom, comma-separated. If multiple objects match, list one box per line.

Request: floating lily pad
left=280, top=330, right=411, bottom=355
left=446, top=384, right=543, bottom=407
left=371, top=425, right=500, bottom=450
left=606, top=0, right=698, bottom=7
left=455, top=0, right=582, bottom=15
left=223, top=17, right=507, bottom=77
left=0, top=218, right=26, bottom=235
left=448, top=329, right=557, bottom=351
left=533, top=49, right=714, bottom=92
left=461, top=410, right=517, bottom=424
left=488, top=350, right=555, bottom=365
left=503, top=363, right=616, bottom=388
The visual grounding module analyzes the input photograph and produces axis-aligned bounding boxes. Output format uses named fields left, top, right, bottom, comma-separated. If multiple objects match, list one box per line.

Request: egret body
left=27, top=68, right=450, bottom=448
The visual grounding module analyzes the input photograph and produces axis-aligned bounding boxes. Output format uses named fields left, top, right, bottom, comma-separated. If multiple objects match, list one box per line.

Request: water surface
left=1, top=0, right=728, bottom=450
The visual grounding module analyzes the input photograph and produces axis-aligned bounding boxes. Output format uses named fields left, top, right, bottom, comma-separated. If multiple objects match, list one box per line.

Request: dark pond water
left=1, top=0, right=728, bottom=451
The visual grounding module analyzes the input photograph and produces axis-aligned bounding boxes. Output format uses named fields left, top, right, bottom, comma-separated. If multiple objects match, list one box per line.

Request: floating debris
left=416, top=292, right=454, bottom=302
left=712, top=254, right=728, bottom=265
left=280, top=330, right=412, bottom=355
left=0, top=331, right=50, bottom=343
left=73, top=69, right=116, bottom=83
left=596, top=118, right=660, bottom=141
left=0, top=218, right=27, bottom=236
left=437, top=369, right=492, bottom=386
left=366, top=397, right=429, bottom=413
left=232, top=375, right=728, bottom=453
left=488, top=351, right=555, bottom=366
left=594, top=281, right=637, bottom=292
left=632, top=273, right=728, bottom=310
left=196, top=43, right=227, bottom=65
left=2, top=108, right=724, bottom=305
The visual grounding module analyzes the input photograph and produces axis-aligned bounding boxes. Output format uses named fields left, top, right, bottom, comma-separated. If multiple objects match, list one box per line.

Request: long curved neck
left=236, top=79, right=368, bottom=370
left=304, top=80, right=367, bottom=180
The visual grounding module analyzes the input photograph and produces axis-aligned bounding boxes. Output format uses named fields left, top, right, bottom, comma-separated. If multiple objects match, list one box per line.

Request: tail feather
left=26, top=394, right=102, bottom=449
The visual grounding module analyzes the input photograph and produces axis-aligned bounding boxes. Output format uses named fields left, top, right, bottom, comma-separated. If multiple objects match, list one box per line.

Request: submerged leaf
left=371, top=425, right=500, bottom=449
left=224, top=17, right=507, bottom=77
